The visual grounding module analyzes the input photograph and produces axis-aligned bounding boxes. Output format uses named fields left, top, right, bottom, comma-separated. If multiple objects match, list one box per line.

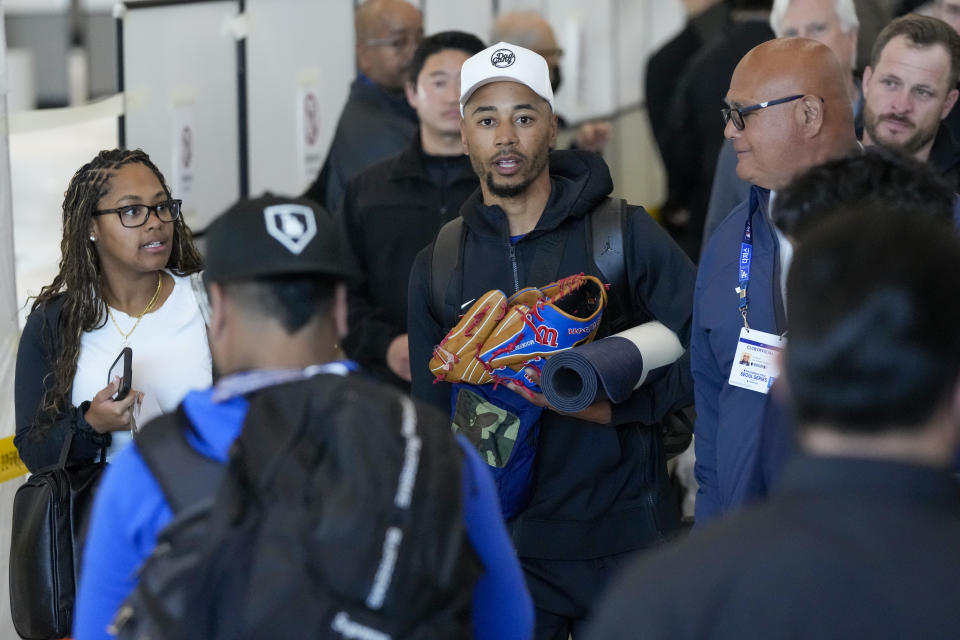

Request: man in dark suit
left=585, top=208, right=960, bottom=640
left=660, top=0, right=774, bottom=260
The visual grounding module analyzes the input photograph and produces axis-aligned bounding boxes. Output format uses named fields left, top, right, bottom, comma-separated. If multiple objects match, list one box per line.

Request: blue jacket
left=74, top=374, right=533, bottom=640
left=692, top=186, right=786, bottom=523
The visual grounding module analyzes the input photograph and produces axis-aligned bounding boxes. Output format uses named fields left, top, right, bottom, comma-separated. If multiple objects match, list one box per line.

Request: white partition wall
left=1, top=8, right=24, bottom=638
left=120, top=0, right=242, bottom=230
left=244, top=0, right=355, bottom=196
left=423, top=0, right=494, bottom=44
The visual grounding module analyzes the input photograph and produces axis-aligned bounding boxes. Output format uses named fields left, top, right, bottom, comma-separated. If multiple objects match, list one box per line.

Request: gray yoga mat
left=540, top=322, right=684, bottom=413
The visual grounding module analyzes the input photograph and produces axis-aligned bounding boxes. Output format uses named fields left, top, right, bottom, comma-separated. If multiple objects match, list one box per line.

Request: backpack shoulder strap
left=591, top=197, right=625, bottom=290
left=590, top=197, right=632, bottom=330
left=430, top=217, right=465, bottom=329
left=136, top=406, right=225, bottom=515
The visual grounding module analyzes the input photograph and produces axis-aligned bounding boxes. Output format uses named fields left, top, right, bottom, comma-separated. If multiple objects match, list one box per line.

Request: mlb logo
left=263, top=204, right=317, bottom=255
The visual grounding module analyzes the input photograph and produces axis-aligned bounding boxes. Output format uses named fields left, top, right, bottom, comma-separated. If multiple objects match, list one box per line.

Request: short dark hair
left=870, top=14, right=960, bottom=88
left=787, top=210, right=960, bottom=433
left=408, top=30, right=485, bottom=85
left=223, top=275, right=338, bottom=333
left=774, top=147, right=955, bottom=240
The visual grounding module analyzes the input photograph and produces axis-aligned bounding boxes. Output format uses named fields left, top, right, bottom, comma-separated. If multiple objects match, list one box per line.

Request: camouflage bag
left=449, top=382, right=542, bottom=521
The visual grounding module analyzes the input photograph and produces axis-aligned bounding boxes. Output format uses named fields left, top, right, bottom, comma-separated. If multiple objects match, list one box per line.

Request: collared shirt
left=766, top=191, right=793, bottom=315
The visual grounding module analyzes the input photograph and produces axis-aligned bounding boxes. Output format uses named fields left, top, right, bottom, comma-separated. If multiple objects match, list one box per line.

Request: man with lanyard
left=74, top=195, right=533, bottom=640
left=704, top=0, right=863, bottom=246
left=408, top=42, right=695, bottom=638
left=705, top=11, right=960, bottom=248
left=692, top=37, right=859, bottom=525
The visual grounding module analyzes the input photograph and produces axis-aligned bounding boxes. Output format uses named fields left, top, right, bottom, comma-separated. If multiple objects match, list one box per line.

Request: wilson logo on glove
left=429, top=274, right=608, bottom=393
left=533, top=326, right=558, bottom=347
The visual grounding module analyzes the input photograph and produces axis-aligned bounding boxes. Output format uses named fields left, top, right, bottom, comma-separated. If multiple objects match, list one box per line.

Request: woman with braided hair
left=14, top=148, right=211, bottom=472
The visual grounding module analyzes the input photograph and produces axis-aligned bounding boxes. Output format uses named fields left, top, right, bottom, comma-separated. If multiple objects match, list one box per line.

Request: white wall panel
left=245, top=0, right=354, bottom=196
left=423, top=0, right=494, bottom=41
left=121, top=1, right=240, bottom=230
left=546, top=0, right=615, bottom=121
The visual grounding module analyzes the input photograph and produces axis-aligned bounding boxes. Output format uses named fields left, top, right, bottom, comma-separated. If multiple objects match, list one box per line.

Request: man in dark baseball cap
left=204, top=194, right=356, bottom=284
left=198, top=194, right=357, bottom=380
left=75, top=195, right=533, bottom=640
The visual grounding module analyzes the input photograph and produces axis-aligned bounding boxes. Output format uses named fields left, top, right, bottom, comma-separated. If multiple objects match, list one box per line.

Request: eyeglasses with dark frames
left=721, top=94, right=805, bottom=131
left=364, top=29, right=423, bottom=52
left=92, top=199, right=182, bottom=228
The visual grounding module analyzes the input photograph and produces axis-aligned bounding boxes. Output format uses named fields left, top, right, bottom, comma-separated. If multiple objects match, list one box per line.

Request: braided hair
left=30, top=148, right=203, bottom=436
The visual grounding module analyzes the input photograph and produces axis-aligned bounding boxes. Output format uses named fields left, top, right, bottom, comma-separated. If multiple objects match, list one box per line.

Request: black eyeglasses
left=93, top=199, right=182, bottom=228
left=721, top=94, right=805, bottom=131
left=365, top=29, right=423, bottom=52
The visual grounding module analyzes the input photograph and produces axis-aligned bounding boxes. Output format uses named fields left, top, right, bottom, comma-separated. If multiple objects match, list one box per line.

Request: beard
left=487, top=173, right=536, bottom=198
left=863, top=106, right=940, bottom=156
left=472, top=146, right=551, bottom=199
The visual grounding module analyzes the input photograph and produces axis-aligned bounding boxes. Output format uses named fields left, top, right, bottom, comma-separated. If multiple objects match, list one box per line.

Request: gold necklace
left=107, top=272, right=163, bottom=345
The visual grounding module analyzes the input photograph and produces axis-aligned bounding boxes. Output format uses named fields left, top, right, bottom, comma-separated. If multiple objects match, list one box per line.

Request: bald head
left=355, top=0, right=423, bottom=91
left=491, top=11, right=558, bottom=51
left=725, top=38, right=858, bottom=190
left=492, top=11, right=563, bottom=90
left=735, top=37, right=851, bottom=105
left=355, top=0, right=420, bottom=39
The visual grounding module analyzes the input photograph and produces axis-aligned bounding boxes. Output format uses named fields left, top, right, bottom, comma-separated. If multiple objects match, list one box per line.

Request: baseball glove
left=430, top=273, right=607, bottom=391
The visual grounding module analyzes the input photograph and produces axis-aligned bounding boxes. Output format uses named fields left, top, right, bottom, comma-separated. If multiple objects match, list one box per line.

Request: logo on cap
left=264, top=204, right=317, bottom=255
left=490, top=48, right=516, bottom=68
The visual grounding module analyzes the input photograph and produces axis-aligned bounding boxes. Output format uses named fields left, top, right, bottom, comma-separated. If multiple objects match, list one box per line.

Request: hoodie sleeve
left=408, top=246, right=452, bottom=413
left=607, top=206, right=696, bottom=427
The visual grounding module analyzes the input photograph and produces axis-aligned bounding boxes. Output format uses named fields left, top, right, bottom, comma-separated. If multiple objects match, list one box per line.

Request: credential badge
left=264, top=204, right=317, bottom=255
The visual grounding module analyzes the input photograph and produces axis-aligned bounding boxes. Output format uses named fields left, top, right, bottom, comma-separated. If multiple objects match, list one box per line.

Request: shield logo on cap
left=263, top=204, right=317, bottom=255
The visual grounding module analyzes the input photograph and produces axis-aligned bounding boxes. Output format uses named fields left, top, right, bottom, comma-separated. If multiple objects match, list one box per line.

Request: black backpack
left=430, top=199, right=693, bottom=458
left=112, top=373, right=481, bottom=640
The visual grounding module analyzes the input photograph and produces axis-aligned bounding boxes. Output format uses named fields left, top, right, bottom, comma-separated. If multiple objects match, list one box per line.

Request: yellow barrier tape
left=0, top=435, right=28, bottom=483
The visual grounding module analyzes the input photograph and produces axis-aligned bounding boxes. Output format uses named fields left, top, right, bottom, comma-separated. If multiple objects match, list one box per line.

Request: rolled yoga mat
left=540, top=321, right=685, bottom=413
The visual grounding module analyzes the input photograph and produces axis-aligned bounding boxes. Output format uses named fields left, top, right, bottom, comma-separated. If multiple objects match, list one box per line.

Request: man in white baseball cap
left=459, top=41, right=555, bottom=115
left=408, top=41, right=697, bottom=639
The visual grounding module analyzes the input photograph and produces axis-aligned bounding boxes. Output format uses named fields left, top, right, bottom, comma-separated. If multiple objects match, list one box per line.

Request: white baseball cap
left=459, top=41, right=555, bottom=117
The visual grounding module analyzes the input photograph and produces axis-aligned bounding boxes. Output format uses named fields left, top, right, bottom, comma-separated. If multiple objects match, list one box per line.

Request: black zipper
left=507, top=244, right=520, bottom=293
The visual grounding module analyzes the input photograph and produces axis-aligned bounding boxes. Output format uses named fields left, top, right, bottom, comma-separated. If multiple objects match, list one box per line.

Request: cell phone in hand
left=108, top=347, right=133, bottom=401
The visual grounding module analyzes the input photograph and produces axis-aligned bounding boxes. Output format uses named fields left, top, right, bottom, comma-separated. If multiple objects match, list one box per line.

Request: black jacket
left=304, top=77, right=418, bottom=213
left=586, top=456, right=960, bottom=639
left=929, top=118, right=960, bottom=192
left=341, top=135, right=478, bottom=387
left=408, top=149, right=696, bottom=560
left=14, top=296, right=111, bottom=472
left=663, top=18, right=774, bottom=260
left=646, top=0, right=729, bottom=160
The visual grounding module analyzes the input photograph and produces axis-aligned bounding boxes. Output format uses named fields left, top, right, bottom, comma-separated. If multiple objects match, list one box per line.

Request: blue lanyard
left=736, top=211, right=753, bottom=329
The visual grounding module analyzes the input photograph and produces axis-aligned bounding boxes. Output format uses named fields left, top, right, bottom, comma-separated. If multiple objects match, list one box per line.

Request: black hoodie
left=408, top=149, right=696, bottom=560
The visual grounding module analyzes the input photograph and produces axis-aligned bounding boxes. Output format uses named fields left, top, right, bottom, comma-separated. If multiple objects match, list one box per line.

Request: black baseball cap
left=203, top=194, right=358, bottom=284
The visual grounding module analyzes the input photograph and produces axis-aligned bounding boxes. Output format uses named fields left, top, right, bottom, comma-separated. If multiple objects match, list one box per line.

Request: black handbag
left=9, top=431, right=107, bottom=640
